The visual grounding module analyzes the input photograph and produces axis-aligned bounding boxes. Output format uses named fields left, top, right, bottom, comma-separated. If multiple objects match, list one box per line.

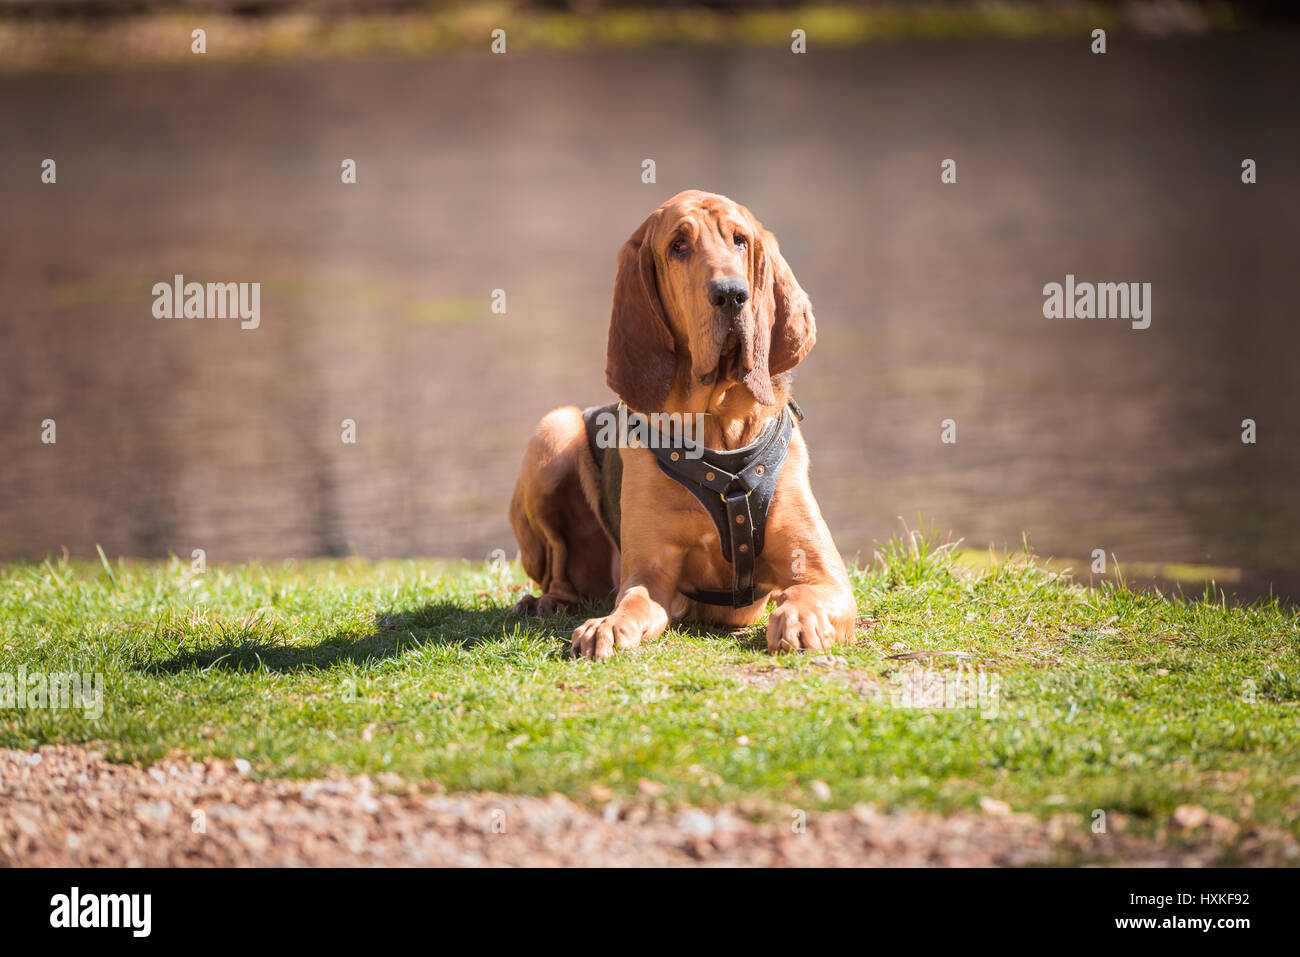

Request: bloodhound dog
left=509, top=189, right=855, bottom=659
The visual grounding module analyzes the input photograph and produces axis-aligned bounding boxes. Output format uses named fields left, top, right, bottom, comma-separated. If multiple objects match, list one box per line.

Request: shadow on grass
left=141, top=598, right=615, bottom=675
left=671, top=618, right=769, bottom=653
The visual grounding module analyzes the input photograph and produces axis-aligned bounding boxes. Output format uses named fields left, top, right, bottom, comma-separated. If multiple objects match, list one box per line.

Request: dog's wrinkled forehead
left=653, top=190, right=748, bottom=249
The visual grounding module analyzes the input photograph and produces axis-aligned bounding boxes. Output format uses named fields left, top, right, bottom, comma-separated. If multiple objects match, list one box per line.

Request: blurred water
left=2, top=37, right=1297, bottom=594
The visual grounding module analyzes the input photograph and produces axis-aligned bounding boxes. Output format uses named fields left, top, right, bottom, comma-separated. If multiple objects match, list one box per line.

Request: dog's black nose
left=707, top=277, right=749, bottom=317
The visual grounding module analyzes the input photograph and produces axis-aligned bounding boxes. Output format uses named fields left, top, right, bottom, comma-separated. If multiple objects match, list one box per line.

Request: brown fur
left=509, top=190, right=855, bottom=658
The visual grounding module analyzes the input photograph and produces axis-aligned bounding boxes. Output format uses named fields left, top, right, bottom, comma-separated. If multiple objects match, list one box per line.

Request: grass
left=2, top=533, right=1297, bottom=846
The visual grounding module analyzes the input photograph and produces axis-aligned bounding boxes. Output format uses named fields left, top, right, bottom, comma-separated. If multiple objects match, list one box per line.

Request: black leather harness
left=583, top=398, right=804, bottom=609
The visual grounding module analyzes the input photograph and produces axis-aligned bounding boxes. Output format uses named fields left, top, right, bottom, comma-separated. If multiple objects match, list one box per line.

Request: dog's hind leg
left=509, top=406, right=616, bottom=615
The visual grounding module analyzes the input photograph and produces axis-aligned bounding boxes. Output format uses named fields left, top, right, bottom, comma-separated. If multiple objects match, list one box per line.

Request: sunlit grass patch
left=1, top=533, right=1295, bottom=860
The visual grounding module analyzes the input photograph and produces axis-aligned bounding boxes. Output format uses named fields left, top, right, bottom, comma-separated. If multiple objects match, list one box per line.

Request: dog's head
left=606, top=190, right=816, bottom=413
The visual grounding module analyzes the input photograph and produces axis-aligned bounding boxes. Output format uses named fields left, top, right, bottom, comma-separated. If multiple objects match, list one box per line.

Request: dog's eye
left=670, top=238, right=689, bottom=257
left=733, top=235, right=748, bottom=250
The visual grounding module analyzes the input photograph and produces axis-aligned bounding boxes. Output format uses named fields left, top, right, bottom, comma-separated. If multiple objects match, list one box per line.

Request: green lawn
left=2, top=535, right=1297, bottom=842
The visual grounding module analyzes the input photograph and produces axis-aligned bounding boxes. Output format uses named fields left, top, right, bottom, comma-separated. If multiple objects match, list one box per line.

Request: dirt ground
left=2, top=746, right=1295, bottom=867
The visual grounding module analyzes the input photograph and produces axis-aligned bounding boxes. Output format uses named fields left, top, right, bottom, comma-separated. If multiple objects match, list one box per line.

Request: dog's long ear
left=606, top=213, right=676, bottom=413
left=746, top=224, right=816, bottom=404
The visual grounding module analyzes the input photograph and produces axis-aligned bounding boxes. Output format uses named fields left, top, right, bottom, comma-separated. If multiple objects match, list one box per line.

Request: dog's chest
left=585, top=401, right=799, bottom=609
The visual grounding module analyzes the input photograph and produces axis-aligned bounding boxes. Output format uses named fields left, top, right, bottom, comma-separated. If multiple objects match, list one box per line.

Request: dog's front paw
left=571, top=615, right=643, bottom=660
left=766, top=598, right=843, bottom=654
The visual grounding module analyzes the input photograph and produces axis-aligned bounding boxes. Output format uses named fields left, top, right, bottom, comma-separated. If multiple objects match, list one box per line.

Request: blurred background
left=1, top=0, right=1298, bottom=598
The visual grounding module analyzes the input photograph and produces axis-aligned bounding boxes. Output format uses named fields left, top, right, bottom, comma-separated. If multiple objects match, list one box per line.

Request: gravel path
left=2, top=746, right=1294, bottom=867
